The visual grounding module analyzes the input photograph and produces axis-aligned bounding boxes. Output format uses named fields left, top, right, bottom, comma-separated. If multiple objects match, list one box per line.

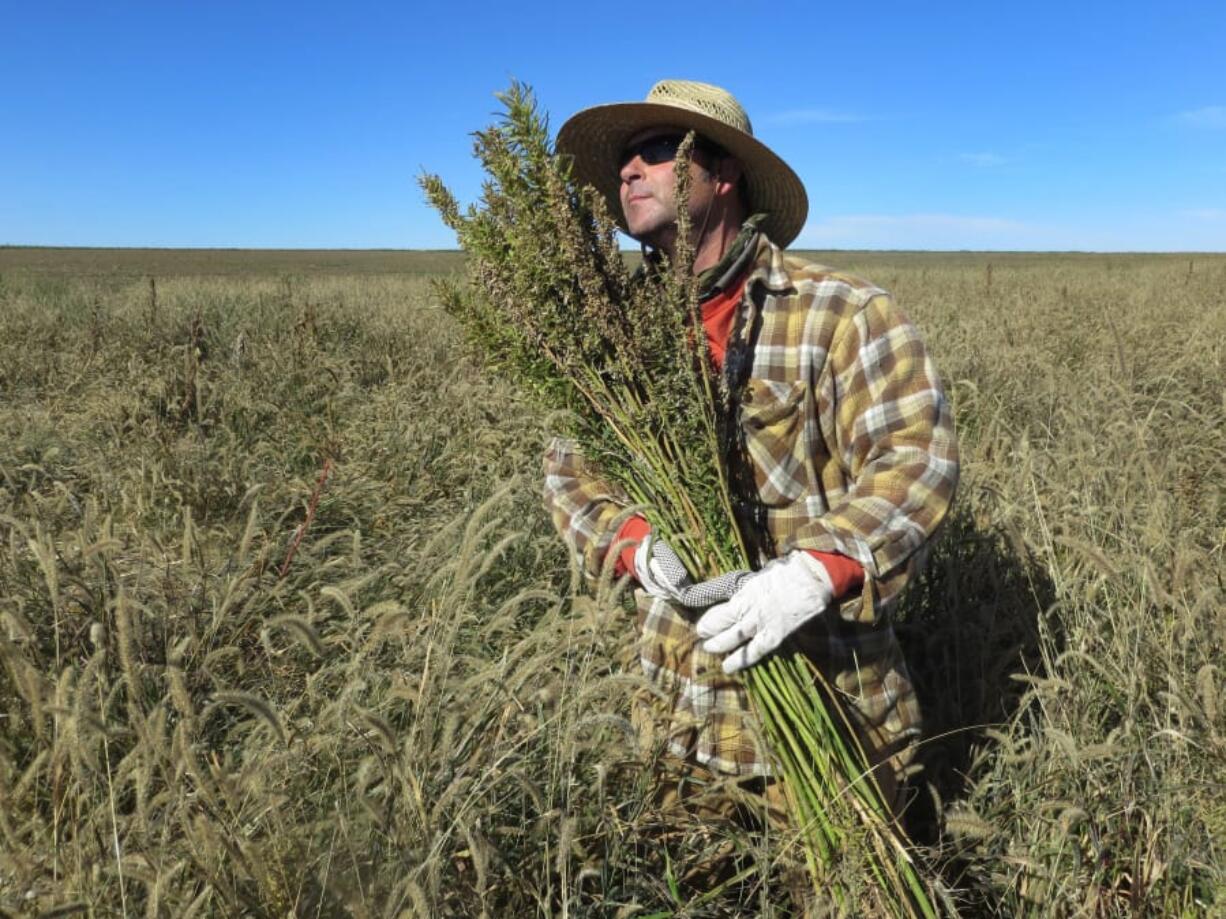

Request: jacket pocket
left=738, top=378, right=808, bottom=507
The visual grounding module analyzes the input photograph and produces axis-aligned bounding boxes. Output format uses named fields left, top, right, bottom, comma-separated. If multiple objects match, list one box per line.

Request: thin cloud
left=793, top=212, right=1226, bottom=251
left=796, top=213, right=1034, bottom=249
left=1173, top=106, right=1226, bottom=128
left=1181, top=208, right=1226, bottom=220
left=762, top=108, right=866, bottom=126
left=809, top=213, right=1027, bottom=233
left=958, top=152, right=1008, bottom=167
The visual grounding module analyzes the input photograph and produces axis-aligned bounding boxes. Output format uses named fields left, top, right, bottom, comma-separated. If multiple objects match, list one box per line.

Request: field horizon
left=4, top=245, right=1223, bottom=292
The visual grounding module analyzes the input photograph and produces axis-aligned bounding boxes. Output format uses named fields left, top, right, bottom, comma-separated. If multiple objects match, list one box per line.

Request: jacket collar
left=743, top=231, right=797, bottom=296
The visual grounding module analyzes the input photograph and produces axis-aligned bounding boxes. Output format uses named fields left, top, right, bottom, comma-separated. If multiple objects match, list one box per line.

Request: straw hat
left=556, top=79, right=808, bottom=248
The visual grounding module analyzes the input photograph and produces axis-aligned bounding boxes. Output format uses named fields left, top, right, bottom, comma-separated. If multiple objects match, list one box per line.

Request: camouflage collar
left=696, top=213, right=767, bottom=300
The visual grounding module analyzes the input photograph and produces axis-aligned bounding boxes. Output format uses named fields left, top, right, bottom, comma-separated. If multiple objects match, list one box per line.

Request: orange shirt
left=700, top=271, right=744, bottom=370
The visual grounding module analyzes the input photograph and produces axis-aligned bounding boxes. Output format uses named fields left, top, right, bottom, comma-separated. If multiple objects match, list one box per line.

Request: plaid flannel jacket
left=542, top=232, right=959, bottom=777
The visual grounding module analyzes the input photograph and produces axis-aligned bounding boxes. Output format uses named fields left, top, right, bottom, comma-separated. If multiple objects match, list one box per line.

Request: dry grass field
left=0, top=247, right=1223, bottom=916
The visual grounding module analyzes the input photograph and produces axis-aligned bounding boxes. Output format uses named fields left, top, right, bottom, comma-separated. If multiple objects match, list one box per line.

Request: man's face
left=618, top=127, right=726, bottom=248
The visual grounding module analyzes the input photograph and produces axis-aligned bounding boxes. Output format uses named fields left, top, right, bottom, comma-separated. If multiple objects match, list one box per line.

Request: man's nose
left=619, top=155, right=644, bottom=184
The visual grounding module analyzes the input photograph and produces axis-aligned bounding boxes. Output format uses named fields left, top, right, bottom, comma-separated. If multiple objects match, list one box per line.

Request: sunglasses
left=617, top=133, right=722, bottom=170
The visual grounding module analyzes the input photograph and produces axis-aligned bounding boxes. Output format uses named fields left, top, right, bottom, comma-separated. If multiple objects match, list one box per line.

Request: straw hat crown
left=556, top=79, right=808, bottom=248
left=647, top=79, right=754, bottom=135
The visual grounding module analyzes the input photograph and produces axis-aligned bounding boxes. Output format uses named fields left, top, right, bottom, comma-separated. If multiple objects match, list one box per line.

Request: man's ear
left=713, top=158, right=744, bottom=196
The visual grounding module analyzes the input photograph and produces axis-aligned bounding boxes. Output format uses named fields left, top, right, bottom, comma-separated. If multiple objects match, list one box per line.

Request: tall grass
left=0, top=252, right=1222, bottom=915
left=892, top=259, right=1226, bottom=915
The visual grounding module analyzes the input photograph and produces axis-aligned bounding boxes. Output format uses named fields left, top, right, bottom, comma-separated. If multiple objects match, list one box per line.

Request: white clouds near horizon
left=796, top=211, right=1226, bottom=252
left=1173, top=106, right=1226, bottom=128
left=797, top=213, right=1032, bottom=249
left=1181, top=208, right=1226, bottom=220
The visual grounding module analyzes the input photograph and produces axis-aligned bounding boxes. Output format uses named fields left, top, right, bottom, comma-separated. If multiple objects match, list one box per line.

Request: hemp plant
left=421, top=82, right=939, bottom=917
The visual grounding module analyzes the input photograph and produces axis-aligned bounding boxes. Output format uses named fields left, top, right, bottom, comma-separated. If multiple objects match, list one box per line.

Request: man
left=543, top=80, right=958, bottom=815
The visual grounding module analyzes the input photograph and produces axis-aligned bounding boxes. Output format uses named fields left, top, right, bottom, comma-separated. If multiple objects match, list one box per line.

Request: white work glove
left=696, top=551, right=834, bottom=674
left=633, top=533, right=751, bottom=609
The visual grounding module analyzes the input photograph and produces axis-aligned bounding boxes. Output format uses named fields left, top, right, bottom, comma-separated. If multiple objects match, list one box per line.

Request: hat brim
left=556, top=101, right=808, bottom=250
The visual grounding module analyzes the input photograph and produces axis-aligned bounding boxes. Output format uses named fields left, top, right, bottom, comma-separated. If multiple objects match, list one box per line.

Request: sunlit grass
left=0, top=250, right=1222, bottom=915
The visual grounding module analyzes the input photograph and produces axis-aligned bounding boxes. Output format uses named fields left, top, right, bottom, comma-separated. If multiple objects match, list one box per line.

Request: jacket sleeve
left=791, top=292, right=959, bottom=619
left=542, top=436, right=637, bottom=583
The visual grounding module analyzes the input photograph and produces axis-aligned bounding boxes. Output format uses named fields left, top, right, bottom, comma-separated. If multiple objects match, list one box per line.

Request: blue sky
left=2, top=1, right=1224, bottom=251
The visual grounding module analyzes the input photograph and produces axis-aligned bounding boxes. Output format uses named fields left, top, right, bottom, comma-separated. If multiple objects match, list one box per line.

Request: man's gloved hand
left=696, top=551, right=834, bottom=674
left=632, top=533, right=751, bottom=609
left=632, top=532, right=689, bottom=601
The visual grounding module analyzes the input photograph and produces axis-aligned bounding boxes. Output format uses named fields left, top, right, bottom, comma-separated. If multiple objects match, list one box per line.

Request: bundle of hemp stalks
left=421, top=83, right=939, bottom=917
